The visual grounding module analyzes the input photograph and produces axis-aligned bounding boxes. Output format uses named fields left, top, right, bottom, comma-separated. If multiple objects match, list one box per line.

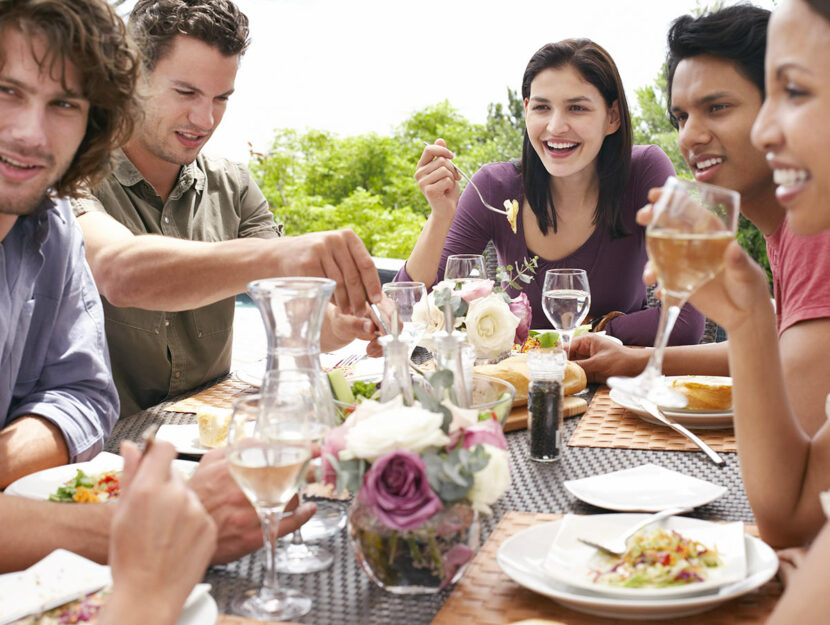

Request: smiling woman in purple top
left=397, top=39, right=704, bottom=346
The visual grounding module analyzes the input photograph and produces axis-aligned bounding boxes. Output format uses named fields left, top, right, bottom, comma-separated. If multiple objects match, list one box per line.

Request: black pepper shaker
left=527, top=349, right=566, bottom=462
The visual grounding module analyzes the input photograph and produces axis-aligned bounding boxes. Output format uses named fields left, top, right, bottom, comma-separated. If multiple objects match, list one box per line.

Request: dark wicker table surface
left=106, top=383, right=751, bottom=625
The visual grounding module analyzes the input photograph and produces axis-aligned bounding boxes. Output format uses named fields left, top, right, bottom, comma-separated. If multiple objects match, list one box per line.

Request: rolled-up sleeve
left=9, top=217, right=118, bottom=462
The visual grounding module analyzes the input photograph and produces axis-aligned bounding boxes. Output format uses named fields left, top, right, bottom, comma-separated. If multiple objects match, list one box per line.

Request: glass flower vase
left=348, top=498, right=480, bottom=594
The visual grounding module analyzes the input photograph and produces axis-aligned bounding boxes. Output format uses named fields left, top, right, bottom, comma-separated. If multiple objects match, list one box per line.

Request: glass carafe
left=247, top=277, right=335, bottom=377
left=247, top=277, right=344, bottom=569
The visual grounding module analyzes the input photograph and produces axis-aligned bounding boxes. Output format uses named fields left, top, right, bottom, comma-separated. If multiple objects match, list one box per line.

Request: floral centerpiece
left=413, top=257, right=537, bottom=361
left=321, top=375, right=511, bottom=593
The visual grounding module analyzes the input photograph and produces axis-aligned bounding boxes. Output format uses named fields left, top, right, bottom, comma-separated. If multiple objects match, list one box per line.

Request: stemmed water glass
left=267, top=368, right=339, bottom=574
left=607, top=176, right=740, bottom=407
left=381, top=281, right=427, bottom=360
left=226, top=380, right=314, bottom=620
left=542, top=269, right=591, bottom=359
left=444, top=253, right=488, bottom=285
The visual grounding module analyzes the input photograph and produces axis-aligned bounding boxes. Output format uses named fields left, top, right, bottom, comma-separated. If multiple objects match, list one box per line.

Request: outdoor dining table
left=104, top=380, right=772, bottom=625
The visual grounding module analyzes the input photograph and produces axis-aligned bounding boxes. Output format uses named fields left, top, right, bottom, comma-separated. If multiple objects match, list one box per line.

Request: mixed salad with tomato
left=48, top=469, right=121, bottom=503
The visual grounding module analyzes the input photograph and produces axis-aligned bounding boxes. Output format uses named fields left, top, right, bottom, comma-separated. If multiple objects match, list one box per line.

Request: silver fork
left=333, top=353, right=363, bottom=369
left=422, top=142, right=508, bottom=216
left=578, top=506, right=692, bottom=555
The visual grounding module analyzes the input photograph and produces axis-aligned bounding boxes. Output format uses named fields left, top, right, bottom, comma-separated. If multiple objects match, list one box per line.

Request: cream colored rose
left=342, top=405, right=450, bottom=462
left=468, top=444, right=511, bottom=514
left=465, top=293, right=520, bottom=360
left=412, top=294, right=445, bottom=342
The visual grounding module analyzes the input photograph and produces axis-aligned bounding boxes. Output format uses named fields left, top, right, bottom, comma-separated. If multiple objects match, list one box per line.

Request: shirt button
left=164, top=216, right=170, bottom=224
left=165, top=319, right=170, bottom=326
left=174, top=371, right=181, bottom=379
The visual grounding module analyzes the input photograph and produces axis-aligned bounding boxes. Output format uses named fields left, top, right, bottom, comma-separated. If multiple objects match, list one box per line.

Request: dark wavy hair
left=520, top=39, right=632, bottom=239
left=129, top=0, right=250, bottom=71
left=0, top=0, right=139, bottom=198
left=666, top=5, right=770, bottom=129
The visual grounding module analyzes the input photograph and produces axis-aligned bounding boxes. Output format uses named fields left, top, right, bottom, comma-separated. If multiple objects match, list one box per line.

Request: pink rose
left=462, top=417, right=508, bottom=451
left=321, top=423, right=350, bottom=487
left=459, top=279, right=494, bottom=303
left=358, top=450, right=443, bottom=531
left=509, top=292, right=532, bottom=343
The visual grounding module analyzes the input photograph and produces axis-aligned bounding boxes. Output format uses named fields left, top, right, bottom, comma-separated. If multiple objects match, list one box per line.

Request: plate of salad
left=542, top=513, right=746, bottom=598
left=4, top=452, right=198, bottom=502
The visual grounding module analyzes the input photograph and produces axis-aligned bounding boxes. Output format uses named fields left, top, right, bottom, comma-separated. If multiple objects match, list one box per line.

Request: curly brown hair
left=0, top=0, right=139, bottom=198
left=129, top=0, right=250, bottom=71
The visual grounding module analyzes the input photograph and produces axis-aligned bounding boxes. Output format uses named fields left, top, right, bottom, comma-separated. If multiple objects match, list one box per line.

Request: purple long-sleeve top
left=396, top=145, right=704, bottom=346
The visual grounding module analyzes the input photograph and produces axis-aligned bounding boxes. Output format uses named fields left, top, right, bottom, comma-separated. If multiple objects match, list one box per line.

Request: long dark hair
left=521, top=39, right=632, bottom=238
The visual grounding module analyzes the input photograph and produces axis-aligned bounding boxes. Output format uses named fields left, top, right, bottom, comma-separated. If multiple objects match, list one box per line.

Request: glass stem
left=261, top=508, right=283, bottom=594
left=561, top=331, right=573, bottom=360
left=645, top=294, right=686, bottom=378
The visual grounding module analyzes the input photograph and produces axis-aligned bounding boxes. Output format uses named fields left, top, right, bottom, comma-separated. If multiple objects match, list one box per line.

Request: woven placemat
left=568, top=387, right=737, bottom=453
left=431, top=511, right=780, bottom=625
left=165, top=377, right=255, bottom=413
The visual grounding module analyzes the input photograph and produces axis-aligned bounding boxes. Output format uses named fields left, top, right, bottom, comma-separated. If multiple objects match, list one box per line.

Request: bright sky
left=192, top=0, right=775, bottom=163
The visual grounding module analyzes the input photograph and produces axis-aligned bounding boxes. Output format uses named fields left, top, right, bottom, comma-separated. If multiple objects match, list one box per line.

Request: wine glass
left=607, top=176, right=740, bottom=407
left=444, top=254, right=488, bottom=286
left=542, top=269, right=591, bottom=359
left=267, top=368, right=338, bottom=574
left=227, top=387, right=313, bottom=620
left=381, top=281, right=428, bottom=360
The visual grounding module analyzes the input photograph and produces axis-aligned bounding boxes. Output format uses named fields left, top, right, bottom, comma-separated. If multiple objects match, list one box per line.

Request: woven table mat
left=568, top=387, right=737, bottom=453
left=165, top=377, right=255, bottom=413
left=431, top=511, right=780, bottom=625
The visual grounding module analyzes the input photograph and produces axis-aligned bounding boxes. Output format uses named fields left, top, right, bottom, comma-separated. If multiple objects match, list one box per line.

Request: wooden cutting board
left=504, top=396, right=587, bottom=432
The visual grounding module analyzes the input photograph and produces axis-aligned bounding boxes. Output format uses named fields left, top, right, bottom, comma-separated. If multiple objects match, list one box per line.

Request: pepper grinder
left=527, top=349, right=566, bottom=462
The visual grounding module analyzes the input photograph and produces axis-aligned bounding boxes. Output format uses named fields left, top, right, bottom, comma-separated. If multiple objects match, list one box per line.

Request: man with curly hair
left=72, top=0, right=384, bottom=417
left=0, top=0, right=314, bottom=576
left=0, top=0, right=134, bottom=487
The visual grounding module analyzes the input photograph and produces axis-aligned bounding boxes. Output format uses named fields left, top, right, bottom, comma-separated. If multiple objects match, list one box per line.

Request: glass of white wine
left=227, top=383, right=314, bottom=620
left=607, top=176, right=739, bottom=407
left=542, top=268, right=591, bottom=358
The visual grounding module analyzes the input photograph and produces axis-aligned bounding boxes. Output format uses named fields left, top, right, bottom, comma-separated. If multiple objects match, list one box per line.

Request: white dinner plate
left=609, top=382, right=734, bottom=430
left=497, top=520, right=778, bottom=620
left=563, top=464, right=728, bottom=512
left=156, top=423, right=210, bottom=456
left=543, top=514, right=746, bottom=598
left=0, top=550, right=215, bottom=625
left=3, top=452, right=198, bottom=500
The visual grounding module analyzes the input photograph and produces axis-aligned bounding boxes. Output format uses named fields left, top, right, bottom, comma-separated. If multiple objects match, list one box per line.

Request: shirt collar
left=111, top=149, right=206, bottom=197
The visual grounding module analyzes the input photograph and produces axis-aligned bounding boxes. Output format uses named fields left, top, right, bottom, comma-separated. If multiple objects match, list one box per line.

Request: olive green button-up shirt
left=72, top=150, right=280, bottom=417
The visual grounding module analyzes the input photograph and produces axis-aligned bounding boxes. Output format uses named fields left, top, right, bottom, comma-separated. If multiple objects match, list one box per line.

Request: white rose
left=344, top=395, right=405, bottom=426
left=342, top=405, right=450, bottom=461
left=413, top=295, right=445, bottom=345
left=465, top=293, right=520, bottom=360
left=468, top=444, right=511, bottom=514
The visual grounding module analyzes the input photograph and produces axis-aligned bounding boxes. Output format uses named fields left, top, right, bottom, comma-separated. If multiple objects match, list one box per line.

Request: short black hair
left=666, top=4, right=770, bottom=129
left=804, top=0, right=830, bottom=23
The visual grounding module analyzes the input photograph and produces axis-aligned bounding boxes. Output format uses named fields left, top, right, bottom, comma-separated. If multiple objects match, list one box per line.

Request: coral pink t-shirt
left=765, top=219, right=830, bottom=334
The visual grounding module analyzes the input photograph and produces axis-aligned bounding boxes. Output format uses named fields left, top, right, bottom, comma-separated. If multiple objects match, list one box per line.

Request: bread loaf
left=473, top=354, right=587, bottom=405
left=669, top=376, right=732, bottom=411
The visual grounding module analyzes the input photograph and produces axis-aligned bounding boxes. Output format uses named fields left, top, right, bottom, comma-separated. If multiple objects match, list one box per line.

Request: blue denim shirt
left=1, top=197, right=118, bottom=461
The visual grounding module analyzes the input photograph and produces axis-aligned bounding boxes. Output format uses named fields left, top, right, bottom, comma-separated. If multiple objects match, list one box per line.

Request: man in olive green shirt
left=72, top=0, right=382, bottom=416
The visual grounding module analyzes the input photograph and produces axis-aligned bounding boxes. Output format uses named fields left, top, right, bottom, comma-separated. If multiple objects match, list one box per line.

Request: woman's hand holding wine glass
left=608, top=176, right=740, bottom=407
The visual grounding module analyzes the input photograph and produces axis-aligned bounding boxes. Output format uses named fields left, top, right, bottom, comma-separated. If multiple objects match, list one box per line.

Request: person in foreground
left=72, top=0, right=384, bottom=417
left=570, top=4, right=830, bottom=437
left=97, top=440, right=215, bottom=625
left=0, top=0, right=313, bottom=574
left=399, top=39, right=704, bottom=346
left=647, top=0, right=829, bottom=555
left=0, top=0, right=122, bottom=488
